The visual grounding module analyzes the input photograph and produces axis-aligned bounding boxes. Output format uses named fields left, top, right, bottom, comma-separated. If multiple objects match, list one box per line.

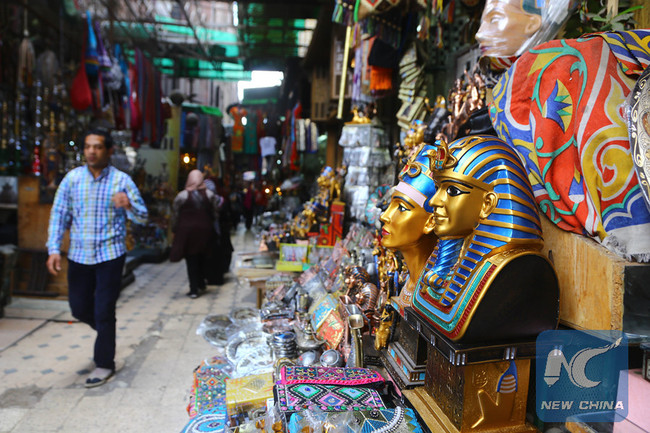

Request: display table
left=232, top=251, right=279, bottom=279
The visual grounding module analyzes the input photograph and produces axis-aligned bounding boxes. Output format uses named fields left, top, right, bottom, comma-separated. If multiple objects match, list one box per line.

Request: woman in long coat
left=170, top=170, right=221, bottom=298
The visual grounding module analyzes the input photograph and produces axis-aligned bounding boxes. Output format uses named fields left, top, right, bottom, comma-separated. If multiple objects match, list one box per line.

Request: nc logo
left=543, top=337, right=622, bottom=388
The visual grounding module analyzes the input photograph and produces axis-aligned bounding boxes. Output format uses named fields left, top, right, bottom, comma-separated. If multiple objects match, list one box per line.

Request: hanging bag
left=70, top=22, right=92, bottom=111
left=85, top=13, right=99, bottom=77
left=94, top=20, right=112, bottom=71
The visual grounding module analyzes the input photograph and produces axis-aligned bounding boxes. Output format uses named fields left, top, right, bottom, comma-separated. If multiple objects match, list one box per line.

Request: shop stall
left=178, top=2, right=650, bottom=433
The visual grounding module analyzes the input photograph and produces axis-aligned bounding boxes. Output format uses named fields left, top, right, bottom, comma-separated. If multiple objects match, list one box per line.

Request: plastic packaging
left=196, top=314, right=233, bottom=348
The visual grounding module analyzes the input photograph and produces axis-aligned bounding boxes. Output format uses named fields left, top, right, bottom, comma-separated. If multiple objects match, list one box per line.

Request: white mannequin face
left=476, top=0, right=542, bottom=58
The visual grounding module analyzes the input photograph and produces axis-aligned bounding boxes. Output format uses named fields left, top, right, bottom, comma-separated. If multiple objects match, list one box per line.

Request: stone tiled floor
left=0, top=227, right=259, bottom=433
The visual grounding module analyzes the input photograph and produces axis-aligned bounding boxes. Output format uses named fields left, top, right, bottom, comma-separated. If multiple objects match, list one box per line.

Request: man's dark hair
left=83, top=128, right=114, bottom=149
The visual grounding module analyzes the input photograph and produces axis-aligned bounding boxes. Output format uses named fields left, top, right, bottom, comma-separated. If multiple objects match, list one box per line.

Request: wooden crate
left=540, top=215, right=650, bottom=332
left=16, top=176, right=69, bottom=297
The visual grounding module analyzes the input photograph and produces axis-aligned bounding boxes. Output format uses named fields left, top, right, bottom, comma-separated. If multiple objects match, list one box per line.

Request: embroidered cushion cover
left=279, top=366, right=384, bottom=387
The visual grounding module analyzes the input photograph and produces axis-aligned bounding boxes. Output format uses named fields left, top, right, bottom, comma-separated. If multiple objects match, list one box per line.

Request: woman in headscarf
left=169, top=170, right=221, bottom=298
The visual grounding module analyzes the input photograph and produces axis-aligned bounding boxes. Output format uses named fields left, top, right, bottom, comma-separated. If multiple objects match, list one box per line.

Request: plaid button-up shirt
left=47, top=165, right=148, bottom=265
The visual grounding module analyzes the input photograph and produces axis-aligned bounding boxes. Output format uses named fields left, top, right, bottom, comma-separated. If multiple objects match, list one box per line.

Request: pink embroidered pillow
left=279, top=366, right=384, bottom=387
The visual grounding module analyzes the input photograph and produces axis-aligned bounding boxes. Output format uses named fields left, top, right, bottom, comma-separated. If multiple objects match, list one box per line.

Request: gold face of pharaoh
left=429, top=177, right=497, bottom=239
left=475, top=0, right=542, bottom=58
left=380, top=192, right=434, bottom=250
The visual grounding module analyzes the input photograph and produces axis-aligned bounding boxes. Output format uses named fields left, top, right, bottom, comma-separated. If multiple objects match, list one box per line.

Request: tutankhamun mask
left=412, top=135, right=559, bottom=343
left=380, top=142, right=439, bottom=316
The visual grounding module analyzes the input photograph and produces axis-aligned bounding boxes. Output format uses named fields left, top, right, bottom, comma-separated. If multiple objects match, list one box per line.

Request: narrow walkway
left=0, top=227, right=259, bottom=433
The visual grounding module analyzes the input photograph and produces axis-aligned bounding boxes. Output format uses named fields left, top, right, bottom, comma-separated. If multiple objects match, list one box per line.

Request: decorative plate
left=230, top=307, right=260, bottom=324
left=628, top=66, right=650, bottom=209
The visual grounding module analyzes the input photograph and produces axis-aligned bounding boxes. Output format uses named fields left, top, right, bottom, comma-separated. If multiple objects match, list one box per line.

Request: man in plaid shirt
left=46, top=128, right=147, bottom=388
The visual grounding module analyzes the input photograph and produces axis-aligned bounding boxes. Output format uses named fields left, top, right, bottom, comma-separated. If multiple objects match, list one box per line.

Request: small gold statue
left=346, top=106, right=372, bottom=125
left=374, top=307, right=395, bottom=351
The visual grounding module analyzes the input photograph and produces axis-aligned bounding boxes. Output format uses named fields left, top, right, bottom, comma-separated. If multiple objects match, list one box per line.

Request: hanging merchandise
left=289, top=103, right=302, bottom=170
left=332, top=0, right=357, bottom=26
left=243, top=110, right=258, bottom=155
left=256, top=109, right=266, bottom=139
left=356, top=0, right=402, bottom=21
left=358, top=9, right=404, bottom=49
left=259, top=136, right=277, bottom=158
left=296, top=119, right=306, bottom=152
left=84, top=13, right=99, bottom=78
left=35, top=50, right=59, bottom=90
left=128, top=62, right=142, bottom=133
left=395, top=43, right=426, bottom=131
left=305, top=120, right=319, bottom=153
left=70, top=26, right=92, bottom=111
left=229, top=106, right=245, bottom=153
left=93, top=20, right=112, bottom=72
left=17, top=22, right=35, bottom=87
left=352, top=37, right=375, bottom=102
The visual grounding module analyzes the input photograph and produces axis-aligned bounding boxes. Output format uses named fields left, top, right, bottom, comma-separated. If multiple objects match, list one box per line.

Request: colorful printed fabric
left=490, top=30, right=650, bottom=261
left=279, top=366, right=384, bottom=387
left=275, top=383, right=386, bottom=414
left=181, top=404, right=228, bottom=433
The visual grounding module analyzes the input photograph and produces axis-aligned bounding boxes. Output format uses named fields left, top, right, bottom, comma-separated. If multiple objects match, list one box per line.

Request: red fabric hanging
left=70, top=25, right=92, bottom=111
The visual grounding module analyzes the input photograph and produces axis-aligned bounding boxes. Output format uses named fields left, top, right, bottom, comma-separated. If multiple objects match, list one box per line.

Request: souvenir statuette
left=412, top=135, right=559, bottom=342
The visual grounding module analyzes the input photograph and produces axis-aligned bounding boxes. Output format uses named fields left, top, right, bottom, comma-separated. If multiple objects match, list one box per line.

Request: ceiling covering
left=83, top=0, right=326, bottom=79
left=7, top=0, right=328, bottom=80
left=234, top=1, right=324, bottom=70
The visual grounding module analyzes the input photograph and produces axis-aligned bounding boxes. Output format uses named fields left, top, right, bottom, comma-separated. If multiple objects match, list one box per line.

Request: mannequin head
left=476, top=0, right=578, bottom=59
left=476, top=0, right=542, bottom=58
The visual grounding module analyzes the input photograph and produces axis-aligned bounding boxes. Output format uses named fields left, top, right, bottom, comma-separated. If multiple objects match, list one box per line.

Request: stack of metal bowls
left=269, top=331, right=298, bottom=359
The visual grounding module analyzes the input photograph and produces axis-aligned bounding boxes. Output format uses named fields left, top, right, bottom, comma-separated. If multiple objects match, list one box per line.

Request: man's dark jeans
left=67, top=255, right=126, bottom=370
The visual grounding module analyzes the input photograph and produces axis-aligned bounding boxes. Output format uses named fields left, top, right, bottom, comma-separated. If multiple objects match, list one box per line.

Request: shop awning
left=182, top=103, right=223, bottom=118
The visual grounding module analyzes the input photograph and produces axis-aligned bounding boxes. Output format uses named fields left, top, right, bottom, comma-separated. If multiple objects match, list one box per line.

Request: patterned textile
left=275, top=383, right=386, bottom=414
left=348, top=407, right=424, bottom=433
left=187, top=356, right=230, bottom=418
left=287, top=407, right=423, bottom=433
left=279, top=366, right=384, bottom=387
left=489, top=30, right=650, bottom=261
left=194, top=367, right=229, bottom=415
left=181, top=404, right=228, bottom=433
left=47, top=165, right=148, bottom=264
